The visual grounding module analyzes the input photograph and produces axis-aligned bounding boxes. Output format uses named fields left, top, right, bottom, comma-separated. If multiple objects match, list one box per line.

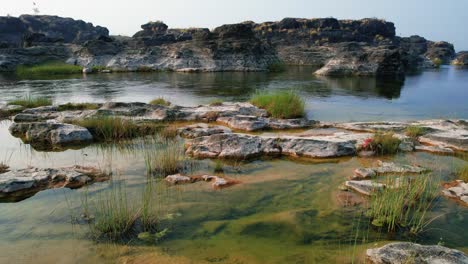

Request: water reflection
left=1, top=66, right=467, bottom=121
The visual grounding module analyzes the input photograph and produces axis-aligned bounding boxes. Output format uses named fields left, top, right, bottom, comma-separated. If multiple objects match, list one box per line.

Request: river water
left=0, top=66, right=467, bottom=263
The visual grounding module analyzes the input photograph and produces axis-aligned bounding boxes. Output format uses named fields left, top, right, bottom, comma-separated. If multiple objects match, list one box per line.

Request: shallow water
left=1, top=66, right=467, bottom=122
left=0, top=68, right=467, bottom=263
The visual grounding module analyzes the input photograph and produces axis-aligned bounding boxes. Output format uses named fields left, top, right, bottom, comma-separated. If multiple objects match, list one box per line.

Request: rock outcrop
left=0, top=15, right=458, bottom=74
left=366, top=242, right=468, bottom=264
left=453, top=51, right=468, bottom=66
left=0, top=166, right=109, bottom=201
left=443, top=180, right=468, bottom=205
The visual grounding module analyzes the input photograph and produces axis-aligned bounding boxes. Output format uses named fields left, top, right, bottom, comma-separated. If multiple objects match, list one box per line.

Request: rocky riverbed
left=0, top=15, right=461, bottom=75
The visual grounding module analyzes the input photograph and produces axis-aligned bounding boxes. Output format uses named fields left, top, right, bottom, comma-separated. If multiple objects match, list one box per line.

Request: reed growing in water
left=74, top=117, right=162, bottom=141
left=366, top=175, right=439, bottom=234
left=143, top=135, right=187, bottom=176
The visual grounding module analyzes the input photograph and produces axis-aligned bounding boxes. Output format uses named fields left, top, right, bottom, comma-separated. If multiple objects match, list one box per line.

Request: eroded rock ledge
left=0, top=166, right=109, bottom=202
left=6, top=102, right=468, bottom=158
left=0, top=15, right=459, bottom=75
left=366, top=242, right=468, bottom=264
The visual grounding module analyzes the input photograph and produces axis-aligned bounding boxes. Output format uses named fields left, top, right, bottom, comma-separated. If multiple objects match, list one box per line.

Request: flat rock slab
left=165, top=174, right=238, bottom=189
left=185, top=132, right=359, bottom=159
left=442, top=180, right=468, bottom=205
left=333, top=119, right=468, bottom=152
left=345, top=180, right=386, bottom=196
left=0, top=166, right=108, bottom=202
left=217, top=115, right=316, bottom=131
left=177, top=123, right=232, bottom=139
left=366, top=242, right=468, bottom=264
left=9, top=121, right=93, bottom=149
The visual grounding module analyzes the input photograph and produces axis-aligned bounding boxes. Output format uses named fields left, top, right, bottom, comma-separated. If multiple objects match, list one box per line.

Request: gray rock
left=177, top=123, right=232, bottom=139
left=453, top=51, right=468, bottom=66
left=0, top=166, right=107, bottom=201
left=345, top=180, right=386, bottom=195
left=9, top=121, right=93, bottom=148
left=217, top=115, right=316, bottom=131
left=186, top=133, right=357, bottom=159
left=442, top=180, right=468, bottom=206
left=366, top=242, right=468, bottom=264
left=165, top=174, right=192, bottom=184
left=353, top=168, right=377, bottom=180
left=374, top=160, right=428, bottom=174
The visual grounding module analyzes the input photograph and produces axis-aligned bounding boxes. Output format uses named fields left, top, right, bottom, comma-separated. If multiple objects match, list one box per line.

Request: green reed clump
left=405, top=126, right=427, bottom=139
left=159, top=125, right=178, bottom=140
left=370, top=132, right=402, bottom=155
left=16, top=62, right=82, bottom=76
left=214, top=160, right=224, bottom=173
left=366, top=175, right=439, bottom=234
left=209, top=99, right=224, bottom=106
left=57, top=102, right=100, bottom=111
left=458, top=164, right=468, bottom=182
left=8, top=95, right=52, bottom=108
left=250, top=90, right=305, bottom=119
left=143, top=135, right=187, bottom=176
left=92, top=182, right=139, bottom=240
left=149, top=97, right=171, bottom=106
left=74, top=117, right=161, bottom=141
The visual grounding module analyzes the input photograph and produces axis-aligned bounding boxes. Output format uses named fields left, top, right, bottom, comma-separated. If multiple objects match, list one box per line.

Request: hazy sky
left=3, top=0, right=468, bottom=50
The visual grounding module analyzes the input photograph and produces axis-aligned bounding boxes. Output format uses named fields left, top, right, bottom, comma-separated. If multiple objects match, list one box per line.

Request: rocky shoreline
left=1, top=15, right=466, bottom=75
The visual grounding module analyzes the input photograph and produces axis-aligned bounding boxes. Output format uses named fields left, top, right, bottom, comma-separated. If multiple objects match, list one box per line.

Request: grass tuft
left=405, top=126, right=427, bottom=139
left=361, top=132, right=402, bottom=155
left=209, top=99, right=224, bottom=106
left=366, top=175, right=439, bottom=234
left=57, top=102, right=100, bottom=111
left=214, top=160, right=224, bottom=173
left=74, top=117, right=161, bottom=141
left=143, top=135, right=187, bottom=177
left=8, top=95, right=52, bottom=108
left=458, top=164, right=468, bottom=182
left=250, top=90, right=305, bottom=119
left=149, top=97, right=171, bottom=106
left=16, top=62, right=82, bottom=76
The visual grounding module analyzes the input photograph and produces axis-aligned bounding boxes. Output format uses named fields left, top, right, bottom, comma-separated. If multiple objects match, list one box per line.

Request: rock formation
left=0, top=15, right=460, bottom=74
left=366, top=242, right=468, bottom=264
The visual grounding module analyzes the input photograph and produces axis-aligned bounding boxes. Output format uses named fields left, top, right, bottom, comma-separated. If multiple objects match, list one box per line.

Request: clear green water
left=0, top=67, right=467, bottom=263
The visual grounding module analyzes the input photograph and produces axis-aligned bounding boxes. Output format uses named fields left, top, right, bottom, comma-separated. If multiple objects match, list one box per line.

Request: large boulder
left=9, top=122, right=93, bottom=149
left=366, top=242, right=468, bottom=264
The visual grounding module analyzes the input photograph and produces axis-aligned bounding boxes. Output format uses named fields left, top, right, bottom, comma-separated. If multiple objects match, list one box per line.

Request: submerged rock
left=345, top=180, right=386, bottom=196
left=9, top=121, right=93, bottom=149
left=165, top=174, right=238, bottom=189
left=442, top=180, right=468, bottom=205
left=366, top=242, right=468, bottom=264
left=0, top=166, right=108, bottom=201
left=352, top=161, right=428, bottom=180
